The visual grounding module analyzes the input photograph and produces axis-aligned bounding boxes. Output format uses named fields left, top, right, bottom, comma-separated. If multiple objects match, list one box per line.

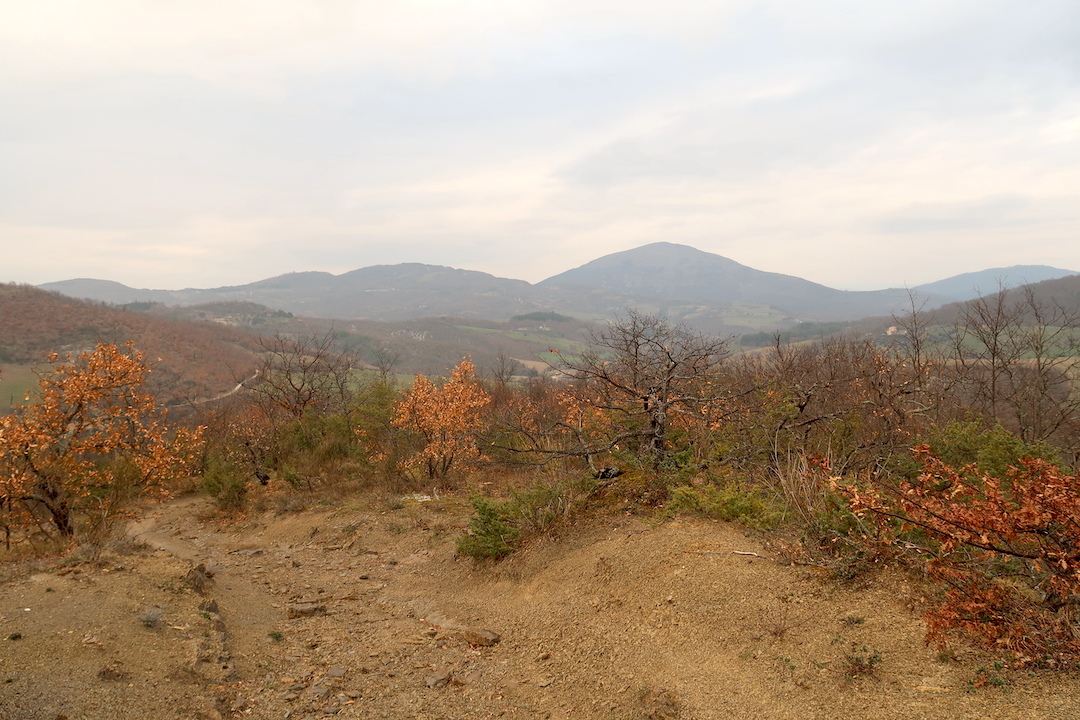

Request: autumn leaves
left=0, top=343, right=200, bottom=544
left=392, top=359, right=491, bottom=480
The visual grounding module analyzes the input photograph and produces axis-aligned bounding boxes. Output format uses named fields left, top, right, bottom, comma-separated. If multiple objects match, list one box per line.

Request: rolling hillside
left=0, top=284, right=263, bottom=412
left=40, top=243, right=958, bottom=333
left=0, top=287, right=601, bottom=414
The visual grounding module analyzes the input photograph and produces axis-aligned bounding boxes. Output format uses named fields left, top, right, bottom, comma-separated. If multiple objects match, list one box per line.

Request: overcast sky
left=2, top=1, right=1078, bottom=291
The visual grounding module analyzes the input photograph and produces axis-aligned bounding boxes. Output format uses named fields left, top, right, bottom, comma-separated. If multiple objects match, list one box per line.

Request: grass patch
left=665, top=484, right=783, bottom=529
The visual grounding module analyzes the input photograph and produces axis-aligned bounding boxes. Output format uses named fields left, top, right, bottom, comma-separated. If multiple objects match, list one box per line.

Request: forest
left=2, top=283, right=1080, bottom=673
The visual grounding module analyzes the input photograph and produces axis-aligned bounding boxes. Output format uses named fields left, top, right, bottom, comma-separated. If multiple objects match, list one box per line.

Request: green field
left=0, top=364, right=39, bottom=414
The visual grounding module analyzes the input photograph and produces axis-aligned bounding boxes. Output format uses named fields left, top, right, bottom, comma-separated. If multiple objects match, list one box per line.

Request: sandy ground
left=2, top=493, right=1079, bottom=720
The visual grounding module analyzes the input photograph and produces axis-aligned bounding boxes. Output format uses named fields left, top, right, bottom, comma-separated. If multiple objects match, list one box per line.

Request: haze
left=2, top=1, right=1078, bottom=291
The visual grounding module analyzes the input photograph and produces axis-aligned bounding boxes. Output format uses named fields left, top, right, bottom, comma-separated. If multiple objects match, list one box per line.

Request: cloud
left=874, top=196, right=1042, bottom=234
left=1, top=1, right=1079, bottom=291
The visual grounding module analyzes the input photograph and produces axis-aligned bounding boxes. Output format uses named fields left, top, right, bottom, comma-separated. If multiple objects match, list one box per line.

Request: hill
left=40, top=243, right=958, bottom=334
left=541, top=242, right=952, bottom=321
left=772, top=274, right=1080, bottom=349
left=4, top=495, right=1078, bottom=719
left=0, top=284, right=262, bottom=412
left=0, top=288, right=598, bottom=413
left=914, top=265, right=1079, bottom=301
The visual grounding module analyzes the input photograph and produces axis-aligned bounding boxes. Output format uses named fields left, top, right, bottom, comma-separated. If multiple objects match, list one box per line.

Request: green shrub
left=456, top=496, right=520, bottom=560
left=457, top=474, right=603, bottom=560
left=200, top=452, right=248, bottom=511
left=920, top=421, right=1060, bottom=478
left=666, top=484, right=782, bottom=529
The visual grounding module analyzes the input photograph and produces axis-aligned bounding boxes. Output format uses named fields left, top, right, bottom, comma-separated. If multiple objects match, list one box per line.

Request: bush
left=841, top=446, right=1080, bottom=668
left=666, top=483, right=782, bottom=529
left=200, top=452, right=249, bottom=511
left=921, top=421, right=1061, bottom=479
left=456, top=476, right=600, bottom=560
left=456, top=497, right=520, bottom=560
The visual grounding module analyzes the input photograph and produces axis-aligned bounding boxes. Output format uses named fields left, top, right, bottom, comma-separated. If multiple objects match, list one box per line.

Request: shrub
left=841, top=445, right=1080, bottom=667
left=456, top=497, right=520, bottom=560
left=199, top=452, right=249, bottom=511
left=666, top=484, right=782, bottom=529
left=920, top=420, right=1060, bottom=479
left=456, top=475, right=598, bottom=560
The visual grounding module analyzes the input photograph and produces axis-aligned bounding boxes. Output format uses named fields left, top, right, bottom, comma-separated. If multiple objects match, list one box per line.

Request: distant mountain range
left=911, top=265, right=1079, bottom=301
left=39, top=243, right=1078, bottom=334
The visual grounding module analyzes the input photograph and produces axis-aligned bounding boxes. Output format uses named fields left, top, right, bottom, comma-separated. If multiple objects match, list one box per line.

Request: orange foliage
left=841, top=447, right=1080, bottom=667
left=392, top=359, right=490, bottom=480
left=0, top=343, right=202, bottom=542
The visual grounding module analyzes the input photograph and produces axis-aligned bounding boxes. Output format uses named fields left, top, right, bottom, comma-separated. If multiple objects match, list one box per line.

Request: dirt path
left=3, top=494, right=1080, bottom=719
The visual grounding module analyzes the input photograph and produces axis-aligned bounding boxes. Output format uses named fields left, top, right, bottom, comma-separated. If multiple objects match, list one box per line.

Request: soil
left=2, top=493, right=1079, bottom=720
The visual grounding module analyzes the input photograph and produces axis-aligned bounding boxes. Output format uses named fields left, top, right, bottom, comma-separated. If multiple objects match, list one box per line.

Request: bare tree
left=950, top=285, right=1080, bottom=450
left=369, top=343, right=401, bottom=381
left=550, top=310, right=730, bottom=471
left=250, top=330, right=360, bottom=421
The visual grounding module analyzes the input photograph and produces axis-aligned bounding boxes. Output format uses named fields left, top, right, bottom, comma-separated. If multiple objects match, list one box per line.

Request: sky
left=2, top=1, right=1078, bottom=292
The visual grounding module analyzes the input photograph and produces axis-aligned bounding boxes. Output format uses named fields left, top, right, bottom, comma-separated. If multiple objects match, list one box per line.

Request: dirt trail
left=3, top=494, right=1080, bottom=719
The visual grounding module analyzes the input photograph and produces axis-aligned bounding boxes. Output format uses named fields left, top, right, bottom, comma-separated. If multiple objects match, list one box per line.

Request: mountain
left=42, top=265, right=554, bottom=321
left=41, top=243, right=1019, bottom=333
left=913, top=265, right=1079, bottom=301
left=539, top=242, right=950, bottom=320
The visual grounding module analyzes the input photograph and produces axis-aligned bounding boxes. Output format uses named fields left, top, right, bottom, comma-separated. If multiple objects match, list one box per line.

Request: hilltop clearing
left=2, top=494, right=1077, bottom=720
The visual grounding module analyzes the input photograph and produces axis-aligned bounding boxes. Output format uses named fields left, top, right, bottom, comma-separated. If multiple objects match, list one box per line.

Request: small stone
left=185, top=564, right=212, bottom=595
left=425, top=668, right=453, bottom=688
left=459, top=628, right=500, bottom=647
left=538, top=677, right=554, bottom=688
left=97, top=663, right=127, bottom=681
left=326, top=666, right=347, bottom=678
left=288, top=603, right=327, bottom=619
left=460, top=670, right=482, bottom=685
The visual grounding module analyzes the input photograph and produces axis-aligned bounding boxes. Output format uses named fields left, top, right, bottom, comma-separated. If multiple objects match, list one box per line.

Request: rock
left=326, top=666, right=347, bottom=678
left=458, top=670, right=482, bottom=685
left=640, top=688, right=681, bottom=720
left=186, top=564, right=213, bottom=595
left=425, top=667, right=453, bottom=688
left=97, top=663, right=128, bottom=681
left=459, top=628, right=501, bottom=646
left=288, top=603, right=327, bottom=619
